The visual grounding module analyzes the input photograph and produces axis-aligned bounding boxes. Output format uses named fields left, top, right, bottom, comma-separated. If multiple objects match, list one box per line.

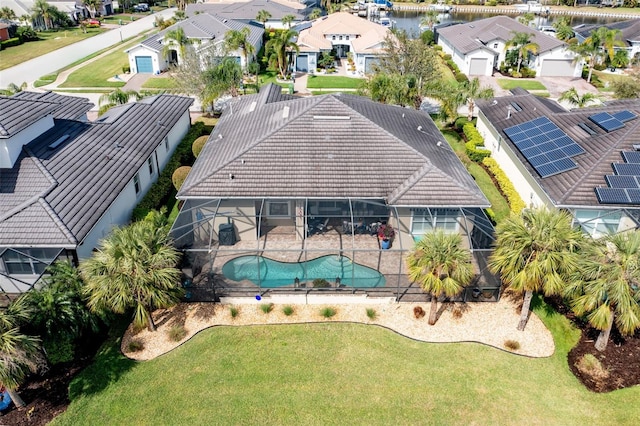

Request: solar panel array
left=504, top=116, right=585, bottom=178
left=596, top=149, right=640, bottom=204
left=589, top=110, right=637, bottom=133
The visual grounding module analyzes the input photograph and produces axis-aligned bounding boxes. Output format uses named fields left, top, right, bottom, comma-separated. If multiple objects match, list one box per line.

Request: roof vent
left=229, top=173, right=234, bottom=180
left=282, top=106, right=290, bottom=118
left=249, top=101, right=257, bottom=112
left=48, top=134, right=70, bottom=150
left=417, top=125, right=422, bottom=131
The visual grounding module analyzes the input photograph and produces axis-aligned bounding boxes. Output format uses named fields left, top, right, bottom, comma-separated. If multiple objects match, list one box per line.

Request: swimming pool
left=221, top=255, right=386, bottom=288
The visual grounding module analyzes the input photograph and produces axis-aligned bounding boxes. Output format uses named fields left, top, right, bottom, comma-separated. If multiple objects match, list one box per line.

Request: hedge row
left=131, top=121, right=207, bottom=221
left=482, top=157, right=526, bottom=214
left=0, top=37, right=21, bottom=49
left=463, top=122, right=491, bottom=163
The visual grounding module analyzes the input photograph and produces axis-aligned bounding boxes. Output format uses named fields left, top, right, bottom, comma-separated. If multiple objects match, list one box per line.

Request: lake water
left=391, top=10, right=624, bottom=35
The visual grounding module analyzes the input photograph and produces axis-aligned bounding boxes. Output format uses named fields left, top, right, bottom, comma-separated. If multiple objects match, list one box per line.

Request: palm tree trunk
left=517, top=290, right=533, bottom=331
left=7, top=388, right=25, bottom=408
left=517, top=56, right=522, bottom=74
left=147, top=311, right=156, bottom=332
left=587, top=63, right=594, bottom=84
left=595, top=311, right=614, bottom=352
left=467, top=99, right=474, bottom=121
left=428, top=295, right=438, bottom=325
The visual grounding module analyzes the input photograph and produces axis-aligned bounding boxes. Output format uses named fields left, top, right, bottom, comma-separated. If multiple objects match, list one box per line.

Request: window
left=493, top=43, right=498, bottom=49
left=346, top=36, right=349, bottom=40
left=148, top=156, right=155, bottom=176
left=574, top=209, right=621, bottom=238
left=332, top=35, right=336, bottom=40
left=164, top=137, right=169, bottom=152
left=2, top=248, right=59, bottom=275
left=339, top=35, right=343, bottom=40
left=266, top=201, right=290, bottom=217
left=133, top=173, right=141, bottom=194
left=411, top=208, right=460, bottom=237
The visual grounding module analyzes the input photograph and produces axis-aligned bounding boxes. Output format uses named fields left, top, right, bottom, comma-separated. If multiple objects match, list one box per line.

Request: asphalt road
left=0, top=8, right=176, bottom=89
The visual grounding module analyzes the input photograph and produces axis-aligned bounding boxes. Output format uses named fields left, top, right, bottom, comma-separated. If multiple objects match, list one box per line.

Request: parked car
left=133, top=3, right=150, bottom=12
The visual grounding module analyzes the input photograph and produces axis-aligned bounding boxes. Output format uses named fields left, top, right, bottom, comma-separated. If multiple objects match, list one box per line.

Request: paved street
left=0, top=8, right=176, bottom=89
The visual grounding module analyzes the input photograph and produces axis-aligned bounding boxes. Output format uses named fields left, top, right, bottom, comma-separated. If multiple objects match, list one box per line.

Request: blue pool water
left=222, top=255, right=386, bottom=288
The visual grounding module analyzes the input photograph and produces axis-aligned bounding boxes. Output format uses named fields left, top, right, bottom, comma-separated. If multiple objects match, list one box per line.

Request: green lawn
left=307, top=75, right=365, bottom=89
left=442, top=129, right=511, bottom=223
left=592, top=70, right=631, bottom=93
left=142, top=77, right=178, bottom=89
left=0, top=28, right=106, bottom=71
left=52, top=298, right=639, bottom=425
left=497, top=79, right=547, bottom=91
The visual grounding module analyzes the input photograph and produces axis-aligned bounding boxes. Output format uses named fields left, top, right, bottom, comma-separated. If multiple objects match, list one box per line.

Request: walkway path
left=0, top=8, right=176, bottom=89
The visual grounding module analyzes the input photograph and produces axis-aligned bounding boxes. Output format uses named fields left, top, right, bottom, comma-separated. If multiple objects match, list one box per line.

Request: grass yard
left=307, top=75, right=365, bottom=89
left=52, top=298, right=640, bottom=425
left=142, top=77, right=178, bottom=89
left=257, top=70, right=288, bottom=88
left=592, top=70, right=631, bottom=92
left=0, top=28, right=106, bottom=71
left=497, top=78, right=547, bottom=91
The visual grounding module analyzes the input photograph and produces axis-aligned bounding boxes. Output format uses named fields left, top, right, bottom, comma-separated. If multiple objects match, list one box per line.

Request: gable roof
left=133, top=13, right=263, bottom=53
left=178, top=84, right=489, bottom=208
left=477, top=91, right=640, bottom=209
left=575, top=18, right=640, bottom=46
left=0, top=96, right=58, bottom=138
left=12, top=91, right=92, bottom=121
left=437, top=15, right=565, bottom=55
left=0, top=94, right=193, bottom=247
left=186, top=0, right=309, bottom=20
left=297, top=12, right=392, bottom=54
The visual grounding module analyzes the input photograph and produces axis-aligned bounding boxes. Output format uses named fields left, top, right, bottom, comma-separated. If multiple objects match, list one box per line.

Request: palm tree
left=265, top=28, right=300, bottom=79
left=162, top=27, right=192, bottom=65
left=558, top=87, right=600, bottom=108
left=420, top=10, right=439, bottom=31
left=460, top=77, right=494, bottom=121
left=552, top=17, right=575, bottom=42
left=32, top=0, right=52, bottom=30
left=256, top=9, right=271, bottom=27
left=406, top=231, right=474, bottom=325
left=505, top=32, right=539, bottom=74
left=225, top=27, right=255, bottom=72
left=0, top=82, right=27, bottom=96
left=517, top=12, right=535, bottom=27
left=565, top=231, right=640, bottom=352
left=98, top=89, right=143, bottom=115
left=81, top=214, right=182, bottom=331
left=0, top=6, right=17, bottom=20
left=83, top=0, right=101, bottom=19
left=309, top=8, right=322, bottom=20
left=569, top=40, right=599, bottom=84
left=282, top=14, right=295, bottom=29
left=0, top=299, right=44, bottom=407
left=490, top=208, right=585, bottom=331
left=595, top=27, right=624, bottom=66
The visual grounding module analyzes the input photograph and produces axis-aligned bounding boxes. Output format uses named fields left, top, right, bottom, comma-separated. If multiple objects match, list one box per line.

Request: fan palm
left=83, top=0, right=101, bottom=19
left=31, top=0, right=52, bottom=30
left=490, top=208, right=585, bottom=331
left=309, top=8, right=322, bottom=20
left=505, top=32, right=539, bottom=73
left=162, top=27, right=192, bottom=64
left=595, top=27, right=624, bottom=65
left=406, top=231, right=473, bottom=325
left=265, top=29, right=300, bottom=79
left=225, top=27, right=255, bottom=72
left=98, top=89, right=143, bottom=115
left=282, top=14, right=295, bottom=29
left=80, top=215, right=182, bottom=331
left=552, top=17, right=575, bottom=42
left=460, top=77, right=494, bottom=121
left=420, top=10, right=439, bottom=31
left=558, top=87, right=600, bottom=108
left=256, top=9, right=271, bottom=26
left=565, top=231, right=640, bottom=351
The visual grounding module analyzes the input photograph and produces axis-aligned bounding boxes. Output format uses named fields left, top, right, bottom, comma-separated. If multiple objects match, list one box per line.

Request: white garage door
left=469, top=58, right=487, bottom=76
left=540, top=59, right=574, bottom=77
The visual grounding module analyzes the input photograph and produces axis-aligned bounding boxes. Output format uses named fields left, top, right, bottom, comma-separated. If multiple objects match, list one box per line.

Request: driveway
left=477, top=72, right=599, bottom=100
left=0, top=8, right=177, bottom=89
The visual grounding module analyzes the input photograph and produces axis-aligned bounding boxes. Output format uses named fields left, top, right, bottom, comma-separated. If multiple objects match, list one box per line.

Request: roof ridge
left=387, top=163, right=433, bottom=204
left=38, top=198, right=78, bottom=244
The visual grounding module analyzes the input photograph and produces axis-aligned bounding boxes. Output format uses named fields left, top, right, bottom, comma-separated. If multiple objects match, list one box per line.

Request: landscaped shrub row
left=0, top=37, right=21, bottom=49
left=482, top=157, right=526, bottom=214
left=462, top=122, right=491, bottom=163
left=131, top=121, right=207, bottom=221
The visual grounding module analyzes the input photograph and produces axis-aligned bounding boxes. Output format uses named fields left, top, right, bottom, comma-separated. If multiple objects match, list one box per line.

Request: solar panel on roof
left=589, top=112, right=625, bottom=132
left=605, top=175, right=640, bottom=188
left=627, top=189, right=640, bottom=203
left=612, top=110, right=637, bottom=123
left=613, top=163, right=640, bottom=175
left=504, top=116, right=585, bottom=178
left=595, top=187, right=631, bottom=204
left=621, top=151, right=640, bottom=163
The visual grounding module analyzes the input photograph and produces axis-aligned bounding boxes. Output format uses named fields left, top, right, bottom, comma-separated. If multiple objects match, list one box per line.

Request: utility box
left=218, top=223, right=236, bottom=246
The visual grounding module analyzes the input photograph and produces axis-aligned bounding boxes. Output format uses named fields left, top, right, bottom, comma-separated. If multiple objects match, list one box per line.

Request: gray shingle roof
left=437, top=15, right=565, bottom=55
left=178, top=84, right=489, bottom=208
left=136, top=13, right=263, bottom=53
left=477, top=92, right=640, bottom=209
left=575, top=19, right=640, bottom=46
left=11, top=91, right=92, bottom=121
left=0, top=94, right=193, bottom=247
left=186, top=0, right=309, bottom=20
left=0, top=96, right=58, bottom=138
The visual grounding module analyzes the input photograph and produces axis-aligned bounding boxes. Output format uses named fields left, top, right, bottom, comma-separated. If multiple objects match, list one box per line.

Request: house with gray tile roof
left=575, top=19, right=640, bottom=64
left=186, top=0, right=312, bottom=29
left=126, top=12, right=264, bottom=75
left=170, top=84, right=499, bottom=300
left=477, top=89, right=640, bottom=238
left=436, top=16, right=580, bottom=77
left=0, top=92, right=193, bottom=294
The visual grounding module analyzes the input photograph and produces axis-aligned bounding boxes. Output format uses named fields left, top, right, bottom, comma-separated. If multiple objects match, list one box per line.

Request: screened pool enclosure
left=170, top=198, right=501, bottom=302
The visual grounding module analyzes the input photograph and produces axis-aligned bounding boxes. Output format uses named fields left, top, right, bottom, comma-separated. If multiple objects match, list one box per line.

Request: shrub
left=442, top=54, right=452, bottom=61
left=482, top=157, right=526, bottom=214
left=127, top=339, right=145, bottom=352
left=463, top=122, right=491, bottom=163
left=420, top=29, right=434, bottom=45
left=413, top=306, right=425, bottom=319
left=282, top=305, right=295, bottom=316
left=313, top=278, right=331, bottom=288
left=192, top=135, right=208, bottom=158
left=520, top=67, right=536, bottom=78
left=432, top=44, right=443, bottom=51
left=168, top=325, right=187, bottom=342
left=44, top=336, right=75, bottom=365
left=172, top=166, right=192, bottom=191
left=484, top=208, right=497, bottom=224
left=455, top=72, right=470, bottom=83
left=260, top=303, right=274, bottom=314
left=122, top=65, right=131, bottom=73
left=230, top=306, right=239, bottom=318
left=576, top=354, right=609, bottom=381
left=366, top=308, right=377, bottom=320
left=0, top=37, right=22, bottom=49
left=487, top=0, right=498, bottom=5
left=131, top=122, right=205, bottom=220
left=17, top=27, right=38, bottom=42
left=320, top=307, right=337, bottom=318
left=504, top=340, right=521, bottom=351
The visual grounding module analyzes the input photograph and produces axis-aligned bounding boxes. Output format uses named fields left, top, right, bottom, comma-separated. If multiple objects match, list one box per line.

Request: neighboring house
left=126, top=12, right=264, bottom=74
left=0, top=91, right=193, bottom=294
left=171, top=84, right=499, bottom=301
left=0, top=0, right=113, bottom=25
left=476, top=89, right=640, bottom=238
left=574, top=19, right=640, bottom=64
left=295, top=12, right=393, bottom=74
left=0, top=23, right=10, bottom=42
left=186, top=0, right=310, bottom=29
left=436, top=15, right=581, bottom=77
